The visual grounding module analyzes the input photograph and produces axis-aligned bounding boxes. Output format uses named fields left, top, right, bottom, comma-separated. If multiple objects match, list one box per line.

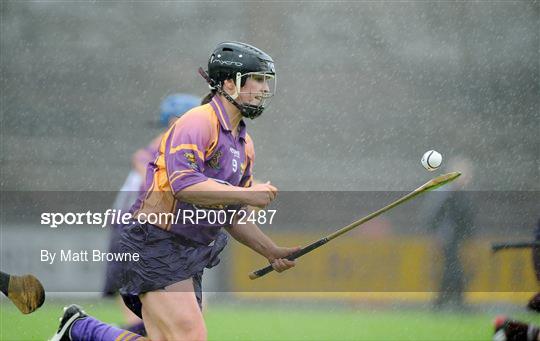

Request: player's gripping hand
left=243, top=181, right=278, bottom=208
left=268, top=246, right=302, bottom=273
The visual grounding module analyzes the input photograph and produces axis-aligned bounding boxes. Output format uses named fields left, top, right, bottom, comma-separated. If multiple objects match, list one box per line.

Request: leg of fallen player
left=51, top=304, right=148, bottom=341
left=0, top=270, right=45, bottom=314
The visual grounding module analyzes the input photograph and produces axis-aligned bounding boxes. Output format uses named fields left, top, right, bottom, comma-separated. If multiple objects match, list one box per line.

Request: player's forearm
left=226, top=216, right=277, bottom=260
left=177, top=179, right=249, bottom=206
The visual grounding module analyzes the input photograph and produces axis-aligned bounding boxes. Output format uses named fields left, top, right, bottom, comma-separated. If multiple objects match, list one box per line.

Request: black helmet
left=208, top=41, right=275, bottom=84
left=200, top=41, right=276, bottom=119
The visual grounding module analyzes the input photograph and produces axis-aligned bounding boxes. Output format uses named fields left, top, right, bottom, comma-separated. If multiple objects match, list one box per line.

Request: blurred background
left=1, top=2, right=539, bottom=339
left=2, top=2, right=538, bottom=191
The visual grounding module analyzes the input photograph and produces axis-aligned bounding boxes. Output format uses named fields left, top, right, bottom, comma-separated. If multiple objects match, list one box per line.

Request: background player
left=424, top=156, right=475, bottom=311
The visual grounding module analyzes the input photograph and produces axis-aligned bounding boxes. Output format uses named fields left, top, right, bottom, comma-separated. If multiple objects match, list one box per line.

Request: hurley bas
left=40, top=249, right=139, bottom=265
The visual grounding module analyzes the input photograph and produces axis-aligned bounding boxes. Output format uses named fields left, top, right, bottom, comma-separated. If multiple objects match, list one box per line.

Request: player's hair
left=201, top=90, right=217, bottom=105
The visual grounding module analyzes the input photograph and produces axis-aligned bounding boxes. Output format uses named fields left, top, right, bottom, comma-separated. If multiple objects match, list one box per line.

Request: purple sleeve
left=165, top=116, right=212, bottom=194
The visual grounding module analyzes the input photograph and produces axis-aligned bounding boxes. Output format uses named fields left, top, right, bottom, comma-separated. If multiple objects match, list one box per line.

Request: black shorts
left=118, top=222, right=227, bottom=317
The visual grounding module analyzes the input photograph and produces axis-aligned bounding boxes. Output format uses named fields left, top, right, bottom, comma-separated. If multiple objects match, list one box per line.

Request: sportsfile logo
left=40, top=210, right=131, bottom=228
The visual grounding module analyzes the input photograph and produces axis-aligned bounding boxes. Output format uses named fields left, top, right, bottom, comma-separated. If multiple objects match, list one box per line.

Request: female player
left=52, top=41, right=299, bottom=341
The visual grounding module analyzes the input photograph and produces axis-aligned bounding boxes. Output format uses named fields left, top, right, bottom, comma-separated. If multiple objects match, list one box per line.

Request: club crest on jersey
left=208, top=150, right=222, bottom=170
left=183, top=152, right=199, bottom=171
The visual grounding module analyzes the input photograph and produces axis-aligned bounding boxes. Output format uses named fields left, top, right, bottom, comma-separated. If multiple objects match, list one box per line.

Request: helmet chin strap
left=220, top=89, right=263, bottom=119
left=198, top=67, right=263, bottom=119
left=220, top=88, right=245, bottom=112
left=229, top=87, right=239, bottom=100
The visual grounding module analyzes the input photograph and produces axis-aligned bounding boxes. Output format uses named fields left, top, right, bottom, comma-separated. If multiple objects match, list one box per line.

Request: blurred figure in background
left=425, top=156, right=475, bottom=311
left=102, top=93, right=200, bottom=334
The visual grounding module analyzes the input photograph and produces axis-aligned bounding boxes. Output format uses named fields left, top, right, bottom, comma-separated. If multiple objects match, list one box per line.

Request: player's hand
left=268, top=246, right=301, bottom=273
left=244, top=181, right=278, bottom=208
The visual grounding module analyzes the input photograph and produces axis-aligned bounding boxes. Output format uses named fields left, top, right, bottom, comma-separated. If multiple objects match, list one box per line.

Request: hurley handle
left=248, top=238, right=329, bottom=280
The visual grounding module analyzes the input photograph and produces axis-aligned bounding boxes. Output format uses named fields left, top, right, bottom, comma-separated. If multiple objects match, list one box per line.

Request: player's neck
left=228, top=112, right=243, bottom=134
left=219, top=95, right=243, bottom=135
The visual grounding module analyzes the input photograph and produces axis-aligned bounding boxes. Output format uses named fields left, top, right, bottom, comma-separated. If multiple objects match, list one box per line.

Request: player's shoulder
left=179, top=104, right=214, bottom=122
left=173, top=104, right=218, bottom=131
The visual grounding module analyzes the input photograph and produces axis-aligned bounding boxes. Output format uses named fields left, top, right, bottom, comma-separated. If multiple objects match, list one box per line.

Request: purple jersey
left=131, top=96, right=254, bottom=245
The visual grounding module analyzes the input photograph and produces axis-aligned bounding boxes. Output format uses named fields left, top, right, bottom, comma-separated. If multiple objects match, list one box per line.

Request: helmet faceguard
left=232, top=71, right=276, bottom=119
left=200, top=41, right=276, bottom=119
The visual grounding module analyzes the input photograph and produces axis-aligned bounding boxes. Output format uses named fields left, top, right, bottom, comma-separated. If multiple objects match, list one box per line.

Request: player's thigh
left=141, top=304, right=166, bottom=340
left=140, top=278, right=205, bottom=338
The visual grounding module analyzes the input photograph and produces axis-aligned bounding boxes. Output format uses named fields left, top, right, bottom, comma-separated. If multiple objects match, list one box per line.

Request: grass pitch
left=1, top=298, right=539, bottom=340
